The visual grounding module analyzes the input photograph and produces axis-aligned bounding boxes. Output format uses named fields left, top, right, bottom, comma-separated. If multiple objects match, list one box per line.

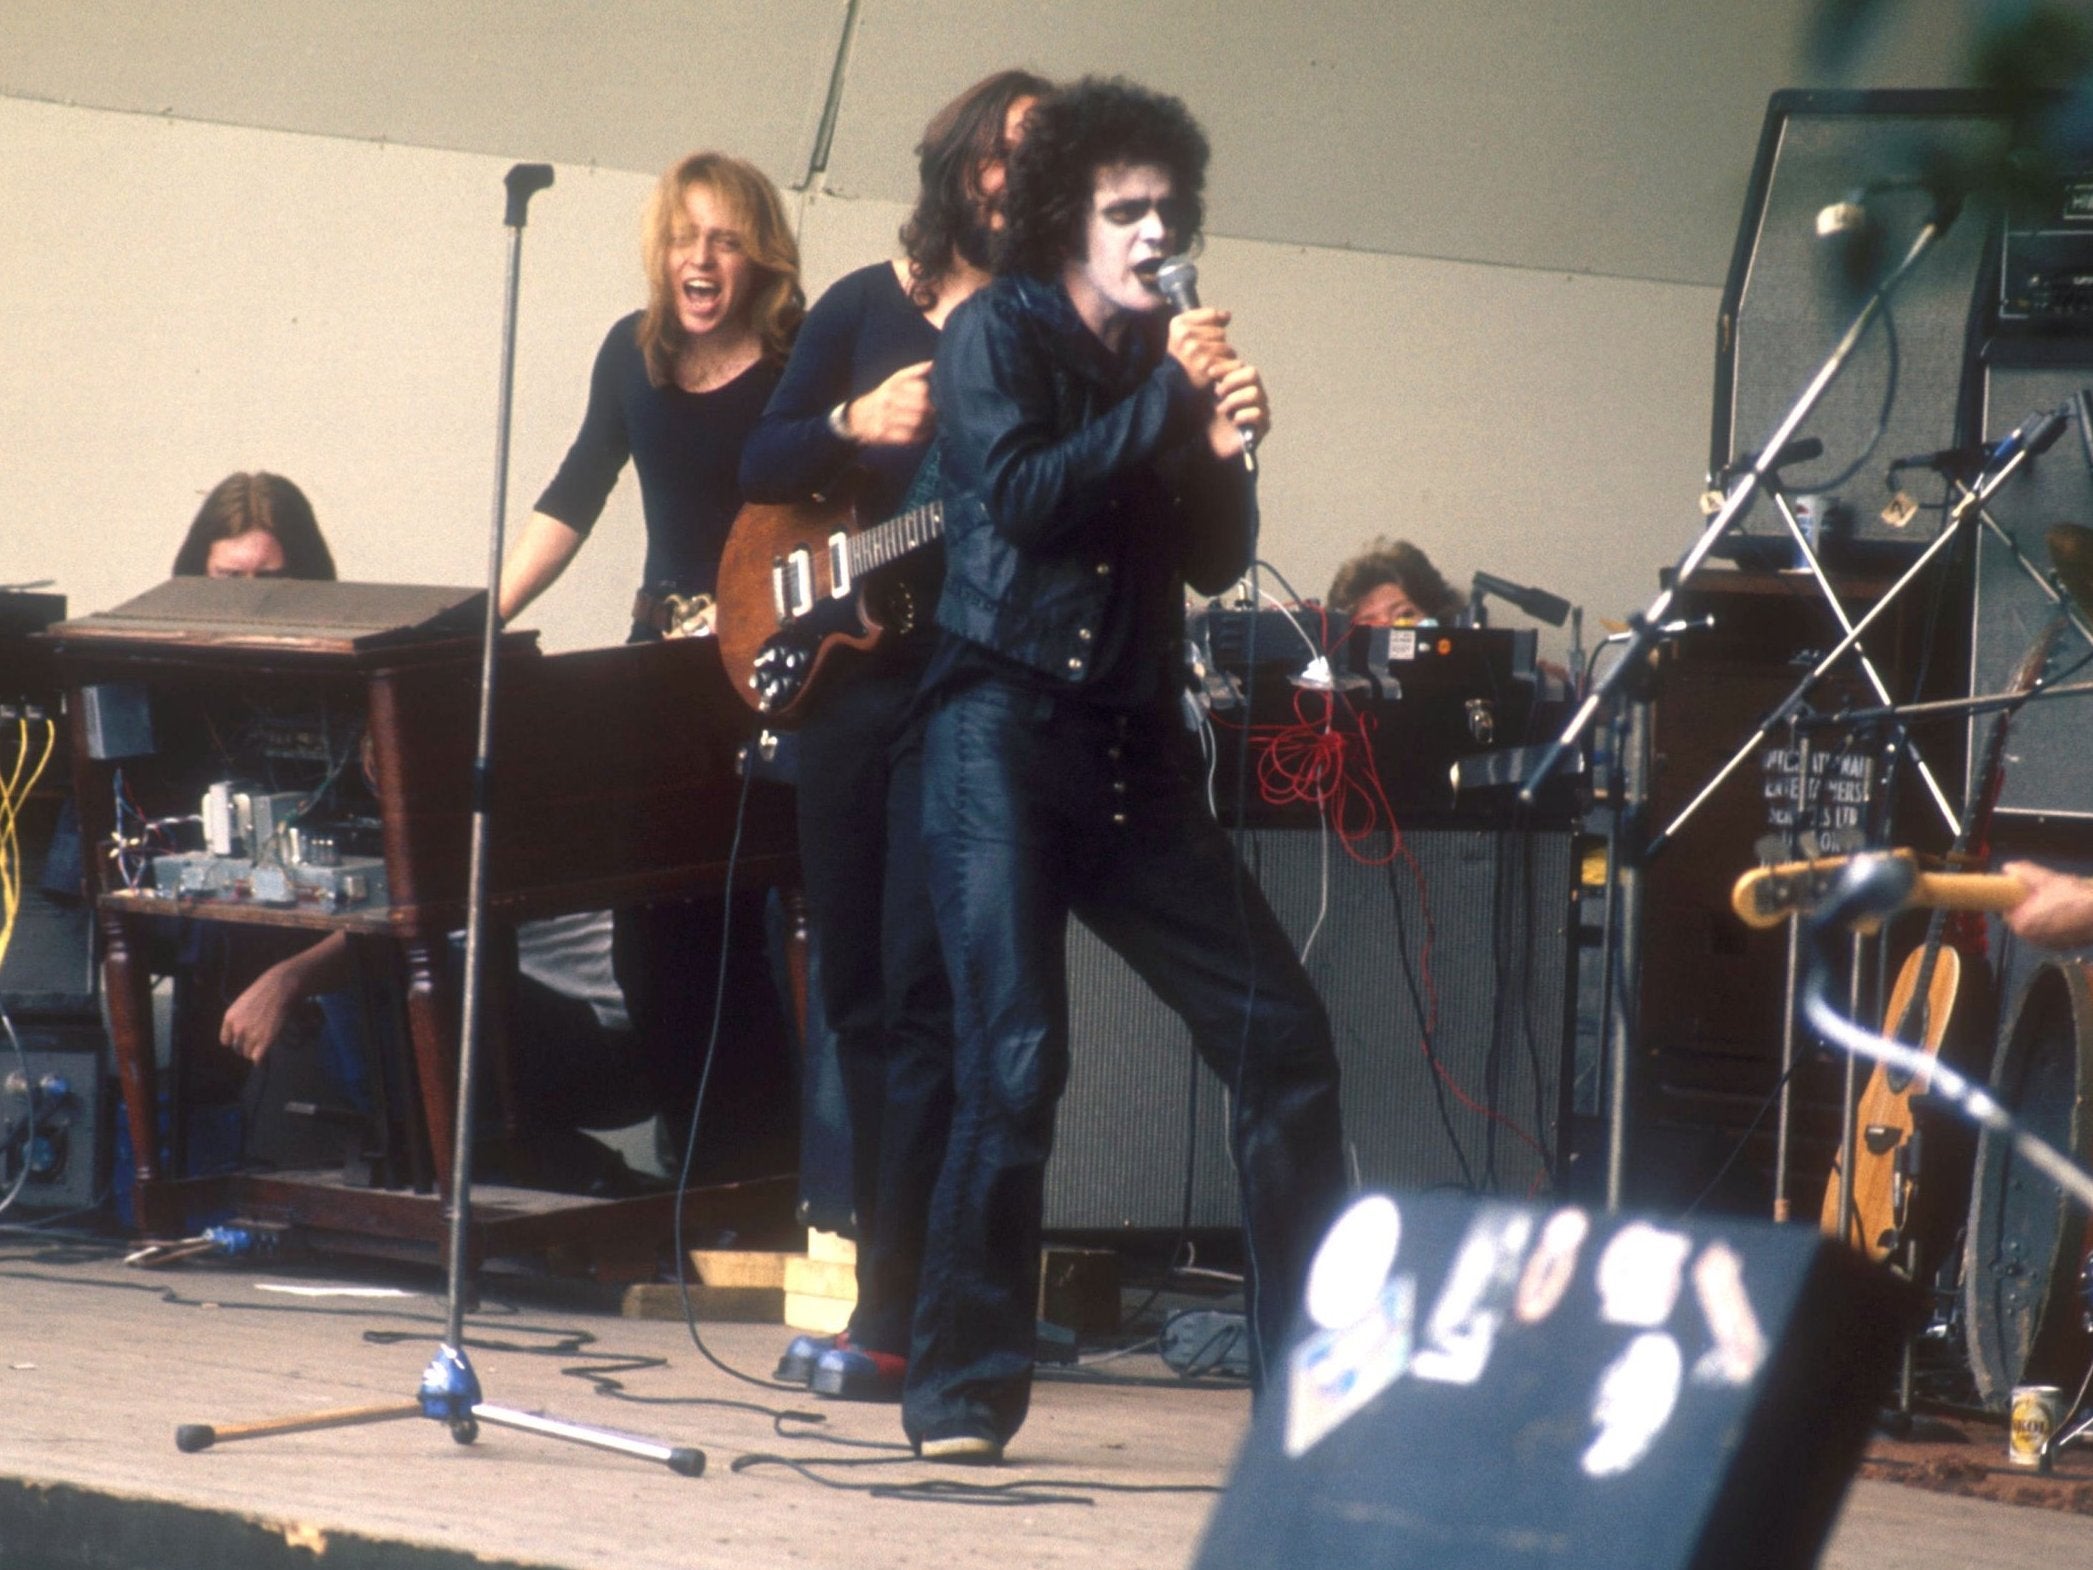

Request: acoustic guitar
left=713, top=491, right=945, bottom=724
left=1735, top=621, right=2057, bottom=1260
left=1733, top=849, right=2027, bottom=1260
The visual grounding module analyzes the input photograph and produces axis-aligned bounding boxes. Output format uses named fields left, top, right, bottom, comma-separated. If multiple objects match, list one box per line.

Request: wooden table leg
left=98, top=907, right=165, bottom=1233
left=401, top=932, right=456, bottom=1198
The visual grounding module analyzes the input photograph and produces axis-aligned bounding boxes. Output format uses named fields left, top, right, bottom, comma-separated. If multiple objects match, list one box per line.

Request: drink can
left=2008, top=1385, right=2064, bottom=1471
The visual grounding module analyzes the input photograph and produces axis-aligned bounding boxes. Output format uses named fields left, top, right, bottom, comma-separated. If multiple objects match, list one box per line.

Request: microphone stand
left=170, top=164, right=705, bottom=1477
left=1947, top=476, right=2093, bottom=654
left=1645, top=430, right=2057, bottom=864
left=1516, top=205, right=1956, bottom=1211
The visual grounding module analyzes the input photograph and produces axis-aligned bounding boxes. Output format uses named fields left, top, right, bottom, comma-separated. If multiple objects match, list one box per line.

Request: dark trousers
left=906, top=680, right=1348, bottom=1445
left=796, top=661, right=956, bottom=1355
left=612, top=889, right=798, bottom=1183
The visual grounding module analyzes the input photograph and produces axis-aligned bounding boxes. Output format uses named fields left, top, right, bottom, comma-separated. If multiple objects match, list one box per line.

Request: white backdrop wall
left=0, top=2, right=1973, bottom=656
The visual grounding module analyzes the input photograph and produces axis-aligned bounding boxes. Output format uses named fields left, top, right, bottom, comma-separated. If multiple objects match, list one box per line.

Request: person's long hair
left=898, top=68, right=1053, bottom=307
left=999, top=77, right=1208, bottom=281
left=636, top=151, right=804, bottom=384
left=171, top=472, right=336, bottom=580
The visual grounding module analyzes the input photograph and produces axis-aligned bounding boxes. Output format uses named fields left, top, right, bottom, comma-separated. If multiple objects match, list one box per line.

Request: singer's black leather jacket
left=927, top=273, right=1254, bottom=696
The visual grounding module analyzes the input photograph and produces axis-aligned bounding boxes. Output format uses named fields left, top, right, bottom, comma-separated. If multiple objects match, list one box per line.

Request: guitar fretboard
left=848, top=502, right=944, bottom=578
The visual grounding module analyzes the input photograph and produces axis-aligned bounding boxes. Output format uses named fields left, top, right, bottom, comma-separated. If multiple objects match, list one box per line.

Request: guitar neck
left=1731, top=851, right=2030, bottom=929
left=849, top=501, right=944, bottom=578
left=1904, top=869, right=2029, bottom=918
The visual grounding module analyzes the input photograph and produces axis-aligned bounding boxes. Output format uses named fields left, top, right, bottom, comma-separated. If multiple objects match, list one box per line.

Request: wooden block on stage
left=783, top=1240, right=859, bottom=1332
left=784, top=1255, right=857, bottom=1301
left=687, top=1248, right=793, bottom=1289
left=807, top=1227, right=856, bottom=1265
left=784, top=1291, right=854, bottom=1334
left=620, top=1283, right=787, bottom=1323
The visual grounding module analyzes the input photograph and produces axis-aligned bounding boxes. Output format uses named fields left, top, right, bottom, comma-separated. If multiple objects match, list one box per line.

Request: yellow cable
left=0, top=721, right=20, bottom=971
left=0, top=720, right=56, bottom=973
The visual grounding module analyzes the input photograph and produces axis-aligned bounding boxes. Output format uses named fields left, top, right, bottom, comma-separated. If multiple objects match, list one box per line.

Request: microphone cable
left=664, top=741, right=832, bottom=1405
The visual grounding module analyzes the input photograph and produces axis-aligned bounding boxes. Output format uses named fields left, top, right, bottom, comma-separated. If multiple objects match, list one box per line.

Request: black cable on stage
left=1383, top=861, right=1475, bottom=1192
left=1223, top=551, right=1272, bottom=1377
left=0, top=1238, right=832, bottom=1430
left=1514, top=825, right=1556, bottom=1189
left=1674, top=1054, right=1803, bottom=1220
left=1808, top=300, right=1902, bottom=495
left=729, top=1449, right=1223, bottom=1507
left=1248, top=558, right=1312, bottom=617
left=663, top=745, right=819, bottom=1398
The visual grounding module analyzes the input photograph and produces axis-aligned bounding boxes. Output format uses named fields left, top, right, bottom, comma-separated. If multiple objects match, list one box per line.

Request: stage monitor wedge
left=1194, top=1191, right=1910, bottom=1570
left=1713, top=91, right=2012, bottom=563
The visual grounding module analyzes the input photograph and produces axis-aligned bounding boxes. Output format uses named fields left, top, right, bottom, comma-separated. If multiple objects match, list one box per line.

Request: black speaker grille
left=1720, top=100, right=2009, bottom=550
left=1048, top=826, right=1575, bottom=1230
left=1973, top=356, right=2093, bottom=820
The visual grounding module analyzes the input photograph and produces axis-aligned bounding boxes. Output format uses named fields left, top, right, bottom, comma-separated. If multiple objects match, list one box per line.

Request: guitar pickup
left=1863, top=1124, right=1901, bottom=1156
left=827, top=532, right=853, bottom=598
left=775, top=550, right=815, bottom=621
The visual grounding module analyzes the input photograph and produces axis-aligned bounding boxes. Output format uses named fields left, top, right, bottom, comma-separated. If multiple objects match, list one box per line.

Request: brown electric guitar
left=713, top=491, right=945, bottom=724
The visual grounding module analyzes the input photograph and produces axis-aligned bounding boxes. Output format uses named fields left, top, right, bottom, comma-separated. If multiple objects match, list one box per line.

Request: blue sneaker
left=810, top=1343, right=907, bottom=1402
left=775, top=1331, right=841, bottom=1385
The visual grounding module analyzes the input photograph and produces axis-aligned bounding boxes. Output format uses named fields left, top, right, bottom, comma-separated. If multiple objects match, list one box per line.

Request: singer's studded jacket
left=926, top=273, right=1255, bottom=706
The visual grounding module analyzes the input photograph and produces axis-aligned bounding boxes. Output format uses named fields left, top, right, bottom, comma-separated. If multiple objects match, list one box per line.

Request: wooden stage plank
left=0, top=1240, right=2085, bottom=1570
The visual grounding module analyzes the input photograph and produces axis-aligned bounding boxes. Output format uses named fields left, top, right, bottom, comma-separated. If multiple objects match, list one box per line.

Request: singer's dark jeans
left=795, top=660, right=956, bottom=1356
left=904, top=679, right=1348, bottom=1447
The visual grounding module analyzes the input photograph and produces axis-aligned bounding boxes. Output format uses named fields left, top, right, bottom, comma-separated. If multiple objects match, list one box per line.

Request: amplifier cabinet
left=1972, top=347, right=2093, bottom=821
left=1046, top=824, right=1577, bottom=1231
left=1714, top=91, right=2010, bottom=561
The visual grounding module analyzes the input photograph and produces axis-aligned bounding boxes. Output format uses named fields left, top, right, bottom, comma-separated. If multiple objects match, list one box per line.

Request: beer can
left=2008, top=1385, right=2065, bottom=1471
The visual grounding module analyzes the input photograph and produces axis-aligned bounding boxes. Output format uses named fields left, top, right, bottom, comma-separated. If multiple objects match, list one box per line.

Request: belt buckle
left=660, top=592, right=716, bottom=639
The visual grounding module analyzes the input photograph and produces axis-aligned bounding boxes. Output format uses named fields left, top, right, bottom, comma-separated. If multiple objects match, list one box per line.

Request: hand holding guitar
left=840, top=359, right=936, bottom=447
left=1998, top=860, right=2093, bottom=949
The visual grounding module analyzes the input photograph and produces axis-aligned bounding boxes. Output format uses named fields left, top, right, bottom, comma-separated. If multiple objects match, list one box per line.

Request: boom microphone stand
left=1517, top=196, right=1961, bottom=1211
left=1643, top=408, right=2067, bottom=863
left=173, top=164, right=704, bottom=1477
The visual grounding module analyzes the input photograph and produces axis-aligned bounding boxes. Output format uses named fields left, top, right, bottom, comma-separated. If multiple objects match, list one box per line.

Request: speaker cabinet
left=1714, top=91, right=2010, bottom=559
left=1963, top=958, right=2093, bottom=1407
left=1046, top=826, right=1576, bottom=1231
left=1195, top=1191, right=1910, bottom=1570
left=1971, top=344, right=2093, bottom=821
left=1637, top=571, right=1948, bottom=1210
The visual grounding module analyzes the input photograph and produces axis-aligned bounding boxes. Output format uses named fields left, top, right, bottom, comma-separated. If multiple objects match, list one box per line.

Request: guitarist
left=738, top=71, right=1053, bottom=1403
left=496, top=151, right=808, bottom=1183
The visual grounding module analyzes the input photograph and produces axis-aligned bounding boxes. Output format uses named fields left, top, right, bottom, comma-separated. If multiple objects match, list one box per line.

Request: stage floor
left=0, top=1236, right=2087, bottom=1570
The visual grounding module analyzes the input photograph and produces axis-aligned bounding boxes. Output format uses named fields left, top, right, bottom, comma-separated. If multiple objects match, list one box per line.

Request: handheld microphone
left=1154, top=255, right=1257, bottom=472
left=1155, top=255, right=1201, bottom=316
